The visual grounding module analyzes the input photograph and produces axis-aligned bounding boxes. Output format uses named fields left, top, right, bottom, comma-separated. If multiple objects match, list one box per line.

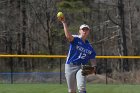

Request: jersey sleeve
left=90, top=49, right=96, bottom=59
left=70, top=35, right=79, bottom=45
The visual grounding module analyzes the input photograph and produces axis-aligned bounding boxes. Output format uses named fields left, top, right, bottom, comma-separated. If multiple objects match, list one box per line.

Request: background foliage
left=0, top=0, right=140, bottom=83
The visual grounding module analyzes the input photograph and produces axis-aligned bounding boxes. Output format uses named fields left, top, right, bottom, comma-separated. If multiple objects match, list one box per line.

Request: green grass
left=0, top=84, right=140, bottom=93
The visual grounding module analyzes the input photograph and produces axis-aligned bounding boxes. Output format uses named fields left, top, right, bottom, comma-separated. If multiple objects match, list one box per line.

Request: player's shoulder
left=70, top=35, right=81, bottom=43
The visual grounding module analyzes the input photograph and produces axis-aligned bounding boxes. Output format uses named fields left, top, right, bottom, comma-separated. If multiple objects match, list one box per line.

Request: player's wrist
left=91, top=65, right=96, bottom=67
left=62, top=20, right=66, bottom=24
left=92, top=65, right=96, bottom=71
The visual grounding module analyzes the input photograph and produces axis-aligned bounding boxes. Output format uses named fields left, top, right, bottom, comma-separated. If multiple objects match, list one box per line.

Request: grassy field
left=0, top=84, right=140, bottom=93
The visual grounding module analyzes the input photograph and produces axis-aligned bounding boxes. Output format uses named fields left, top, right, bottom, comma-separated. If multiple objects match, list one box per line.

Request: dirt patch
left=87, top=70, right=140, bottom=84
left=87, top=74, right=120, bottom=84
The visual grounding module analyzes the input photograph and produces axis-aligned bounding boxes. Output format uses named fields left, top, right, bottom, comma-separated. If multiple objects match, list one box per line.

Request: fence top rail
left=0, top=54, right=140, bottom=58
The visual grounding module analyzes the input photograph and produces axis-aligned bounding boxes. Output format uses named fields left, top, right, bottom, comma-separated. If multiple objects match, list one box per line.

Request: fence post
left=105, top=59, right=108, bottom=84
left=60, top=58, right=62, bottom=84
left=10, top=58, right=13, bottom=84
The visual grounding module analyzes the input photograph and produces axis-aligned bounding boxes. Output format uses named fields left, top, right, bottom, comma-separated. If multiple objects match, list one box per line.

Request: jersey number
left=78, top=53, right=86, bottom=59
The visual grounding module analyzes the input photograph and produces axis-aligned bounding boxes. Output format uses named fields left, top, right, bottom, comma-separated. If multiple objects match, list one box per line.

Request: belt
left=69, top=62, right=84, bottom=66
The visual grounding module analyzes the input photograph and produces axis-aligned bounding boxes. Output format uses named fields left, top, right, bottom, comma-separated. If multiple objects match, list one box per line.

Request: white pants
left=65, top=64, right=86, bottom=93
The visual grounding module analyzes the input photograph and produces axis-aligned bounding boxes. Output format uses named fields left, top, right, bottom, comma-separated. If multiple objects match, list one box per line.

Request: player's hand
left=60, top=17, right=65, bottom=23
left=57, top=12, right=65, bottom=22
left=58, top=16, right=65, bottom=22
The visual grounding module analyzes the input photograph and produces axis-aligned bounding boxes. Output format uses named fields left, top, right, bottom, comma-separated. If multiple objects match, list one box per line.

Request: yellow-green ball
left=57, top=12, right=64, bottom=18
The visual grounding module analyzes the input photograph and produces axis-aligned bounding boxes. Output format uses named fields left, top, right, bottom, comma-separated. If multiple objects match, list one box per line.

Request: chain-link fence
left=0, top=55, right=140, bottom=84
left=0, top=72, right=65, bottom=84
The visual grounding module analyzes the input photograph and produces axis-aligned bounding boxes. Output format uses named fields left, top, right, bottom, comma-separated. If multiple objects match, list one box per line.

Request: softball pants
left=65, top=64, right=86, bottom=93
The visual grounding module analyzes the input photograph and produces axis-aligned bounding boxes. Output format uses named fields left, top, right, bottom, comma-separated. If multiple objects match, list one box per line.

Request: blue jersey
left=66, top=35, right=96, bottom=65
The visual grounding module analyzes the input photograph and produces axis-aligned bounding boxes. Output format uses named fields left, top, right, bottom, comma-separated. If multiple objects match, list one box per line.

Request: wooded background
left=0, top=0, right=140, bottom=80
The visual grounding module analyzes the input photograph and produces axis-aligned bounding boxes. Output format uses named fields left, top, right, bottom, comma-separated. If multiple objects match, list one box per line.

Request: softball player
left=60, top=18, right=96, bottom=93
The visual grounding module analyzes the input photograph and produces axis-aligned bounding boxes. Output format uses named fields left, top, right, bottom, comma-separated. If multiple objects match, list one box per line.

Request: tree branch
left=106, top=10, right=120, bottom=26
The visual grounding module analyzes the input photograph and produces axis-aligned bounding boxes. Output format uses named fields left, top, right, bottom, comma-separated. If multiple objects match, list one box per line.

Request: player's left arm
left=90, top=48, right=96, bottom=67
left=81, top=59, right=96, bottom=76
left=90, top=59, right=96, bottom=67
left=90, top=59, right=97, bottom=74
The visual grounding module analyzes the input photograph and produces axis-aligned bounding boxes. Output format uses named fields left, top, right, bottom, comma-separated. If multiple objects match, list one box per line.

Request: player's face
left=79, top=27, right=90, bottom=38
